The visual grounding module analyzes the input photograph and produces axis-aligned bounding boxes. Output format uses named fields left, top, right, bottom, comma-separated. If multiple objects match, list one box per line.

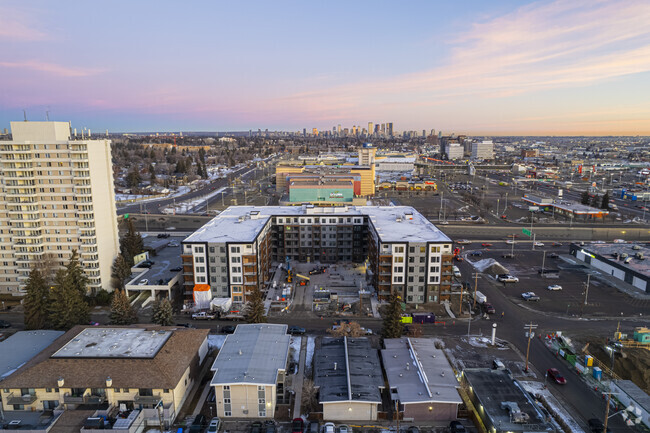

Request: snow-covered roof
left=183, top=205, right=452, bottom=244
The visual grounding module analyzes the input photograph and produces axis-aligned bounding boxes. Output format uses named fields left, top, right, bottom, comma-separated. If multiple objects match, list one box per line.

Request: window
left=394, top=256, right=404, bottom=263
left=196, top=246, right=204, bottom=253
left=409, top=247, right=415, bottom=253
left=232, top=266, right=241, bottom=273
left=231, top=246, right=240, bottom=253
left=395, top=246, right=404, bottom=253
left=196, top=266, right=205, bottom=273
left=431, top=246, right=441, bottom=253
left=209, top=247, right=215, bottom=253
left=430, top=266, right=439, bottom=273
left=231, top=256, right=241, bottom=263
left=394, top=266, right=403, bottom=273
left=195, top=256, right=205, bottom=263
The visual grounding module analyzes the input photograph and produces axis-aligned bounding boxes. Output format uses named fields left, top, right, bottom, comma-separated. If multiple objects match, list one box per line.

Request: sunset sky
left=2, top=0, right=650, bottom=135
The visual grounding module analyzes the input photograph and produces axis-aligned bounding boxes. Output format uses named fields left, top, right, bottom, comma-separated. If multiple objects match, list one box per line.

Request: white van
left=453, top=266, right=462, bottom=278
left=473, top=291, right=487, bottom=304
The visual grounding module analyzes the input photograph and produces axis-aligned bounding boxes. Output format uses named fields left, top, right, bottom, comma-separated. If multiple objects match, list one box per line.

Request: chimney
left=57, top=377, right=64, bottom=387
left=106, top=377, right=112, bottom=387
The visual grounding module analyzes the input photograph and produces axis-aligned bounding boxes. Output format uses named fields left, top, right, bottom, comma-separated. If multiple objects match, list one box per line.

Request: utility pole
left=584, top=274, right=591, bottom=305
left=459, top=281, right=464, bottom=316
left=541, top=251, right=546, bottom=274
left=524, top=323, right=538, bottom=372
left=472, top=273, right=479, bottom=309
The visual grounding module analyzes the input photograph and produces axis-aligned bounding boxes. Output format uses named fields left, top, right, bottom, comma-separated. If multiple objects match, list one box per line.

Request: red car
left=291, top=418, right=304, bottom=433
left=481, top=243, right=492, bottom=247
left=547, top=368, right=566, bottom=384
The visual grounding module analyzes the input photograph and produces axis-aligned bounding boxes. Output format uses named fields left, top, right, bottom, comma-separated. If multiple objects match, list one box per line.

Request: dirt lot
left=583, top=338, right=650, bottom=393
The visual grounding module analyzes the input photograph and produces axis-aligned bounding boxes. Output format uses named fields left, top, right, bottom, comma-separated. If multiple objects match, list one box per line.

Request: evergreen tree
left=382, top=292, right=404, bottom=339
left=601, top=192, right=610, bottom=210
left=591, top=194, right=600, bottom=208
left=126, top=168, right=142, bottom=188
left=151, top=298, right=174, bottom=326
left=109, top=289, right=137, bottom=325
left=120, top=219, right=144, bottom=267
left=111, top=254, right=131, bottom=290
left=244, top=288, right=267, bottom=323
left=148, top=163, right=156, bottom=181
left=581, top=191, right=590, bottom=205
left=175, top=159, right=186, bottom=174
left=23, top=269, right=50, bottom=330
left=65, top=250, right=89, bottom=297
left=49, top=270, right=90, bottom=330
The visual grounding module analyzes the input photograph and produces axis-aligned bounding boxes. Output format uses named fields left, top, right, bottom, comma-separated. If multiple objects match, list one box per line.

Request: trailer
left=412, top=312, right=436, bottom=324
left=210, top=298, right=233, bottom=315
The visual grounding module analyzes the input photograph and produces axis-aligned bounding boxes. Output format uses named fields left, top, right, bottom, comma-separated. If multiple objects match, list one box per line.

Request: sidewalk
left=292, top=337, right=307, bottom=418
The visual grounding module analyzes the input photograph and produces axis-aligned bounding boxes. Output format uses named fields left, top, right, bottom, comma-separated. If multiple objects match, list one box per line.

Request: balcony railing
left=133, top=394, right=162, bottom=405
left=7, top=392, right=37, bottom=405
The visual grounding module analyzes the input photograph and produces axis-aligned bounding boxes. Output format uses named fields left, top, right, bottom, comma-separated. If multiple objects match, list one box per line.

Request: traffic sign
left=522, top=228, right=531, bottom=237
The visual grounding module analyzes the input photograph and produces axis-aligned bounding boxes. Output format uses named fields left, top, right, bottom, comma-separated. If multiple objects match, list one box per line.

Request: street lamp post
left=524, top=323, right=538, bottom=372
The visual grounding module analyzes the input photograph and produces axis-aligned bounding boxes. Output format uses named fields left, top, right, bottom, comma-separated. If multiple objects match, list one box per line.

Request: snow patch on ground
left=464, top=336, right=492, bottom=348
left=305, top=336, right=315, bottom=375
left=289, top=336, right=302, bottom=363
left=470, top=258, right=500, bottom=273
left=520, top=381, right=584, bottom=433
left=207, top=334, right=227, bottom=350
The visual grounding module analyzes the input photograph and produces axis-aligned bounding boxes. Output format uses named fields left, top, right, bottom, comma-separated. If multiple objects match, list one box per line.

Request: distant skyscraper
left=368, top=122, right=374, bottom=136
left=303, top=128, right=306, bottom=137
left=312, top=128, right=318, bottom=136
left=337, top=124, right=341, bottom=135
left=387, top=123, right=394, bottom=137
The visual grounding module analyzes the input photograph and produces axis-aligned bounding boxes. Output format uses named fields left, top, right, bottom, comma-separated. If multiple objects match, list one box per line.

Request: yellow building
left=0, top=326, right=209, bottom=426
left=211, top=324, right=290, bottom=418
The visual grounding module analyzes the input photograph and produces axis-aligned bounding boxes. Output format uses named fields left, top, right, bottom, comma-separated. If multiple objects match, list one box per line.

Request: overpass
left=126, top=213, right=650, bottom=242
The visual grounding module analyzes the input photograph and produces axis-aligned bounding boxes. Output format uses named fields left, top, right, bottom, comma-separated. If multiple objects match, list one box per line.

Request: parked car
left=192, top=311, right=216, bottom=320
left=157, top=233, right=170, bottom=238
left=170, top=266, right=183, bottom=272
left=481, top=243, right=492, bottom=247
left=291, top=418, right=304, bottom=433
left=337, top=425, right=349, bottom=433
left=482, top=303, right=496, bottom=314
left=521, top=292, right=540, bottom=301
left=547, top=368, right=566, bottom=384
left=547, top=285, right=562, bottom=291
left=449, top=421, right=467, bottom=433
left=407, top=427, right=420, bottom=433
left=207, top=417, right=222, bottom=433
left=548, top=253, right=559, bottom=259
left=264, top=421, right=276, bottom=433
left=497, top=274, right=519, bottom=283
left=168, top=241, right=179, bottom=247
left=501, top=253, right=515, bottom=259
left=308, top=422, right=320, bottom=433
left=250, top=422, right=263, bottom=433
left=588, top=419, right=611, bottom=433
left=221, top=325, right=236, bottom=334
left=469, top=251, right=483, bottom=257
left=288, top=326, right=306, bottom=335
left=0, top=319, right=11, bottom=328
left=189, top=414, right=206, bottom=433
left=138, top=279, right=149, bottom=285
left=321, top=423, right=336, bottom=433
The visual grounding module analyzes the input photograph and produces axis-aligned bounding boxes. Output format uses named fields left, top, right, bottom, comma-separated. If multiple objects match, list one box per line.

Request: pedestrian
left=501, top=311, right=505, bottom=319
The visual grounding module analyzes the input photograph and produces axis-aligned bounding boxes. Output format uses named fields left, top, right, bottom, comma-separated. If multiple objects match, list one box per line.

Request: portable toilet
left=584, top=355, right=594, bottom=367
left=593, top=367, right=602, bottom=381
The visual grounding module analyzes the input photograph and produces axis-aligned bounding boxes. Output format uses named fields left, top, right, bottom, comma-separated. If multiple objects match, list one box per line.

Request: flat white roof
left=51, top=328, right=171, bottom=359
left=184, top=205, right=451, bottom=244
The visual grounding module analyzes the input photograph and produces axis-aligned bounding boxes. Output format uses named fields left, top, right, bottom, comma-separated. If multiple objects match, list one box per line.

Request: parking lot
left=457, top=241, right=650, bottom=318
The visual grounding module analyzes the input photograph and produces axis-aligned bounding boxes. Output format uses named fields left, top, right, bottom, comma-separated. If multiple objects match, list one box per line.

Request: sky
left=1, top=0, right=650, bottom=135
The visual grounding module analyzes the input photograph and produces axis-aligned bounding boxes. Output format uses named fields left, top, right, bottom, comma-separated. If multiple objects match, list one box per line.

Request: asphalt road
left=117, top=165, right=252, bottom=215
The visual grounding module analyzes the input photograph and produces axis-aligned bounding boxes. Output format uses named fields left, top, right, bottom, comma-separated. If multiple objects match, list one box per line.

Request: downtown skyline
left=2, top=0, right=650, bottom=135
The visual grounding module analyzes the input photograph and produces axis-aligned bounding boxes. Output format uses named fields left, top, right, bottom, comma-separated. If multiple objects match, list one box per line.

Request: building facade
left=182, top=205, right=453, bottom=305
left=210, top=324, right=290, bottom=419
left=0, top=121, right=119, bottom=294
left=0, top=326, right=209, bottom=426
left=471, top=141, right=494, bottom=160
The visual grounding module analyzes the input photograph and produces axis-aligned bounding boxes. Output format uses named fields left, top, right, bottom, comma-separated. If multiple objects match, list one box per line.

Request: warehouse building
left=461, top=369, right=555, bottom=433
left=182, top=205, right=453, bottom=304
left=569, top=242, right=649, bottom=294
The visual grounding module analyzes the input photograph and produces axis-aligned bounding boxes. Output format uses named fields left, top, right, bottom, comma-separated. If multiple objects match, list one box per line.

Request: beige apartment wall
left=215, top=384, right=276, bottom=418
left=322, top=401, right=378, bottom=421
left=86, top=139, right=119, bottom=292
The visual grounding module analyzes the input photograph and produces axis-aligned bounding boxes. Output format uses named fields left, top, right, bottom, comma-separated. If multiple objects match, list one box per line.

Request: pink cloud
left=0, top=60, right=104, bottom=77
left=0, top=7, right=48, bottom=41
